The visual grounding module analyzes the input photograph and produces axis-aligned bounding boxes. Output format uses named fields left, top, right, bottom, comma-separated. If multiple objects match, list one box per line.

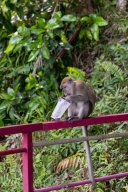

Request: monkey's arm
left=64, top=95, right=89, bottom=103
left=66, top=102, right=90, bottom=122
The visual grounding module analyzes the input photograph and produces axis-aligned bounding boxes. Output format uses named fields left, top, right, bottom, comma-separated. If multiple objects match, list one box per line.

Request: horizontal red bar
left=0, top=113, right=128, bottom=136
left=42, top=113, right=128, bottom=131
left=0, top=147, right=26, bottom=156
left=0, top=123, right=43, bottom=136
left=34, top=172, right=128, bottom=192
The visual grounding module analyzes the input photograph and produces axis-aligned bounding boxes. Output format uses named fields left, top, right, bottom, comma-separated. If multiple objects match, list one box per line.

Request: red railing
left=0, top=113, right=128, bottom=192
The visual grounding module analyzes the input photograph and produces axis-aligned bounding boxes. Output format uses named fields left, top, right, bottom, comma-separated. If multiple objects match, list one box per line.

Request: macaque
left=60, top=77, right=97, bottom=189
left=60, top=77, right=97, bottom=121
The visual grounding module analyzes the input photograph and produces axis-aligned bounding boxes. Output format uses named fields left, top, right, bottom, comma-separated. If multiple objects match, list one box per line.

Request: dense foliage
left=0, top=0, right=128, bottom=192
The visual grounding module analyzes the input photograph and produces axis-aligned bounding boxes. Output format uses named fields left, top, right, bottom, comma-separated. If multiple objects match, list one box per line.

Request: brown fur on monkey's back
left=74, top=80, right=96, bottom=103
left=74, top=80, right=97, bottom=115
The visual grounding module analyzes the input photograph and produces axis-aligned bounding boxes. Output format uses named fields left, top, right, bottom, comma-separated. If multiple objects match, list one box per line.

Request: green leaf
left=47, top=31, right=54, bottom=38
left=9, top=108, right=15, bottom=121
left=67, top=67, right=85, bottom=80
left=9, top=35, right=22, bottom=44
left=79, top=29, right=85, bottom=40
left=90, top=14, right=108, bottom=26
left=13, top=44, right=23, bottom=53
left=25, top=73, right=38, bottom=90
left=61, top=31, right=67, bottom=43
left=37, top=18, right=46, bottom=28
left=17, top=24, right=30, bottom=36
left=90, top=24, right=99, bottom=41
left=53, top=11, right=62, bottom=21
left=25, top=83, right=34, bottom=90
left=4, top=33, right=23, bottom=53
left=0, top=93, right=12, bottom=100
left=31, top=28, right=44, bottom=35
left=61, top=15, right=77, bottom=22
left=81, top=16, right=91, bottom=23
left=94, top=16, right=108, bottom=26
left=0, top=101, right=10, bottom=111
left=90, top=14, right=97, bottom=20
left=14, top=84, right=20, bottom=92
left=16, top=65, right=31, bottom=74
left=85, top=29, right=92, bottom=40
left=7, top=87, right=15, bottom=96
left=28, top=102, right=39, bottom=112
left=9, top=107, right=20, bottom=120
left=0, top=104, right=7, bottom=111
left=4, top=44, right=14, bottom=53
left=28, top=50, right=39, bottom=62
left=47, top=19, right=60, bottom=30
left=42, top=46, right=50, bottom=59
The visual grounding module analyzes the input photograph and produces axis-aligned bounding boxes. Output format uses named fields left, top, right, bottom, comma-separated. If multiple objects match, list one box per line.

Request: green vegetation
left=0, top=0, right=128, bottom=191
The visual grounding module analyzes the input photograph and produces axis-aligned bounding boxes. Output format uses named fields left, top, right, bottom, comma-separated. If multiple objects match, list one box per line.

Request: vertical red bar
left=22, top=132, right=33, bottom=192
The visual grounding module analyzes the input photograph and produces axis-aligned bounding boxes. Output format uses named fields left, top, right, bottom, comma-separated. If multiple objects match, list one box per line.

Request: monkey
left=60, top=76, right=97, bottom=190
left=60, top=77, right=97, bottom=121
left=60, top=76, right=97, bottom=188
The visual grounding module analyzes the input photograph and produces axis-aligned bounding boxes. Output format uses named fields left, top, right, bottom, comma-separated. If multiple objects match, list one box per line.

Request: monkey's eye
left=63, top=86, right=66, bottom=89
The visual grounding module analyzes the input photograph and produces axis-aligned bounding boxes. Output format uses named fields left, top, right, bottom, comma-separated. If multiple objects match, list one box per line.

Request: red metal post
left=22, top=132, right=33, bottom=192
left=0, top=147, right=26, bottom=156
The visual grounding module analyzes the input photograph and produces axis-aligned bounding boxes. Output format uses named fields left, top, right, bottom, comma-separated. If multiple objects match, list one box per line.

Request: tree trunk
left=116, top=0, right=127, bottom=12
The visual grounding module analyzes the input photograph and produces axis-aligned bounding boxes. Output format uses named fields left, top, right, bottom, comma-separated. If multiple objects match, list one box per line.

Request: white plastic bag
left=51, top=97, right=70, bottom=120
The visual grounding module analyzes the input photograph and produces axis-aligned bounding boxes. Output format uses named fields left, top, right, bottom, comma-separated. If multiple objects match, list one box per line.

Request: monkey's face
left=60, top=77, right=74, bottom=96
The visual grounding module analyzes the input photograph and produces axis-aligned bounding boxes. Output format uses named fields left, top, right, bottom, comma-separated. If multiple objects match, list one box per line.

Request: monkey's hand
left=65, top=116, right=81, bottom=123
left=63, top=96, right=72, bottom=103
